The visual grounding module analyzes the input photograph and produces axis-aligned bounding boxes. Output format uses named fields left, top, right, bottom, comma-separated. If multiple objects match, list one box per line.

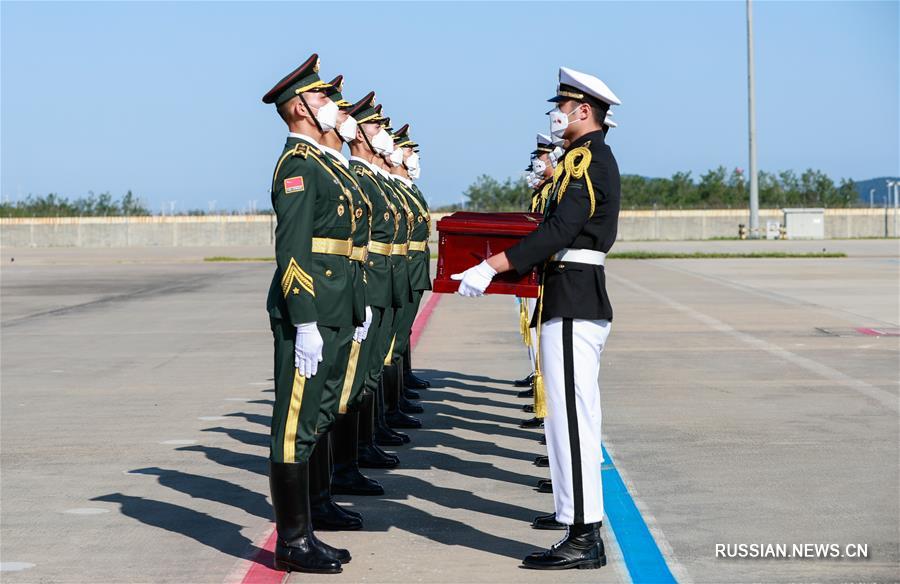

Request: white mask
left=314, top=99, right=339, bottom=132
left=409, top=166, right=421, bottom=180
left=371, top=128, right=394, bottom=155
left=388, top=147, right=404, bottom=167
left=338, top=116, right=358, bottom=143
left=549, top=146, right=565, bottom=167
left=549, top=105, right=582, bottom=140
left=405, top=152, right=420, bottom=171
left=531, top=158, right=547, bottom=175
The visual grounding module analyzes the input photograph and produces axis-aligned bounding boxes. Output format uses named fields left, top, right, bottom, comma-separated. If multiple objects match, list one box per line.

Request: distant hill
left=855, top=177, right=900, bottom=206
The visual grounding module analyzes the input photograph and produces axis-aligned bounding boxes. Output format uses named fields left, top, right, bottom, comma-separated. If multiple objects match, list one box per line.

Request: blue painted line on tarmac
left=602, top=445, right=677, bottom=584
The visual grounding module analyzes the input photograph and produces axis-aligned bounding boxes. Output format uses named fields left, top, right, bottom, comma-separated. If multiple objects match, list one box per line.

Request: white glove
left=450, top=260, right=497, bottom=297
left=353, top=306, right=373, bottom=342
left=294, top=322, right=324, bottom=378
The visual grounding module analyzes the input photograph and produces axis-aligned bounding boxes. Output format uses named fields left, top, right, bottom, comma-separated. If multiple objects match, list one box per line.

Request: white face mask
left=338, top=116, right=358, bottom=143
left=531, top=158, right=547, bottom=176
left=313, top=99, right=339, bottom=132
left=409, top=166, right=421, bottom=180
left=549, top=105, right=582, bottom=140
left=388, top=147, right=404, bottom=167
left=371, top=128, right=394, bottom=155
left=549, top=146, right=565, bottom=167
left=405, top=152, right=420, bottom=171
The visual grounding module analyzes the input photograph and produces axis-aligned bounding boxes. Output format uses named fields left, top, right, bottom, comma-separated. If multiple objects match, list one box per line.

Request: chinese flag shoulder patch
left=284, top=176, right=305, bottom=194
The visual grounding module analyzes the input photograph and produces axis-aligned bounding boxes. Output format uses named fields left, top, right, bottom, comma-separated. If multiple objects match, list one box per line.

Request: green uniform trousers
left=269, top=318, right=350, bottom=464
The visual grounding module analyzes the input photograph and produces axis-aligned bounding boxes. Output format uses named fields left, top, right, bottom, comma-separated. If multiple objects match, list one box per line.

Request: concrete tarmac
left=1, top=241, right=897, bottom=583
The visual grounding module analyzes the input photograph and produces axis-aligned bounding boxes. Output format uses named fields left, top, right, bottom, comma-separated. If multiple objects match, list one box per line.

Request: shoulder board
left=291, top=143, right=308, bottom=159
left=352, top=165, right=369, bottom=177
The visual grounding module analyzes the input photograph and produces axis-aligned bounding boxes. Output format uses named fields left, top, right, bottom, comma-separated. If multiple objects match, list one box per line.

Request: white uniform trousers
left=540, top=316, right=611, bottom=525
left=525, top=297, right=537, bottom=370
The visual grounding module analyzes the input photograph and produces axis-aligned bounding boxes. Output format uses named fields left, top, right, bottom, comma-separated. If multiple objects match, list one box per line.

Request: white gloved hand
left=450, top=260, right=497, bottom=297
left=294, top=322, right=324, bottom=378
left=353, top=306, right=373, bottom=342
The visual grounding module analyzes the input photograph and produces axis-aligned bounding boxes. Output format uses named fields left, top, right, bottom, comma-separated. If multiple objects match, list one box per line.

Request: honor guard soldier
left=296, top=76, right=378, bottom=529
left=451, top=66, right=622, bottom=570
left=261, top=54, right=358, bottom=574
left=371, top=111, right=423, bottom=431
left=344, top=92, right=409, bottom=459
left=386, top=124, right=432, bottom=399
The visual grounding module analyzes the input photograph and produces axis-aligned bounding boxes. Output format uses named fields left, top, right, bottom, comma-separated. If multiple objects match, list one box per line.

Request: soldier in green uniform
left=374, top=118, right=424, bottom=429
left=385, top=125, right=433, bottom=403
left=344, top=92, right=410, bottom=459
left=295, top=76, right=372, bottom=531
left=261, top=54, right=355, bottom=574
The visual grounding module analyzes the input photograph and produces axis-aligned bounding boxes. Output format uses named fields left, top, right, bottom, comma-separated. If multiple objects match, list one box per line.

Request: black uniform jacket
left=506, top=130, right=620, bottom=324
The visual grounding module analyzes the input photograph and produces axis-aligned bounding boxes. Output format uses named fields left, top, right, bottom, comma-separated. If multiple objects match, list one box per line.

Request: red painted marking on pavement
left=857, top=327, right=900, bottom=337
left=410, top=293, right=442, bottom=350
left=234, top=293, right=442, bottom=584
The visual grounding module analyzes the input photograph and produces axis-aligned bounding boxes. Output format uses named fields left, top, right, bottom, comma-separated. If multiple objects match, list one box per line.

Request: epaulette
left=291, top=142, right=309, bottom=159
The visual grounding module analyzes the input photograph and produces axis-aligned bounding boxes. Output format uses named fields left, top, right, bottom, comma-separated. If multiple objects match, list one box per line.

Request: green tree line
left=1, top=191, right=150, bottom=217
left=435, top=167, right=858, bottom=212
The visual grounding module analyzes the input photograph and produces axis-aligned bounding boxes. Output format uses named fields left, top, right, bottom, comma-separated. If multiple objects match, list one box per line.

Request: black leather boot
left=395, top=356, right=424, bottom=414
left=537, top=479, right=553, bottom=493
left=523, top=404, right=535, bottom=413
left=357, top=391, right=400, bottom=468
left=539, top=435, right=547, bottom=445
left=534, top=455, right=549, bottom=468
left=522, top=522, right=606, bottom=570
left=404, top=386, right=421, bottom=400
left=374, top=378, right=410, bottom=444
left=531, top=511, right=566, bottom=530
left=269, top=461, right=344, bottom=574
left=514, top=372, right=535, bottom=387
left=309, top=433, right=363, bottom=531
left=331, top=412, right=384, bottom=496
left=403, top=343, right=430, bottom=388
left=520, top=416, right=544, bottom=429
left=517, top=387, right=535, bottom=399
left=384, top=362, right=422, bottom=428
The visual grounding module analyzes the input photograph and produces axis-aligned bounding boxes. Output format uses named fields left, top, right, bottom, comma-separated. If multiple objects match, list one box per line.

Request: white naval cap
left=604, top=111, right=617, bottom=128
left=533, top=132, right=554, bottom=155
left=549, top=66, right=622, bottom=107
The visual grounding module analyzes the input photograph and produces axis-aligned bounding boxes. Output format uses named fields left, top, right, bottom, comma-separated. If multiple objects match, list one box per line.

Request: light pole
left=746, top=0, right=760, bottom=238
left=869, top=188, right=875, bottom=208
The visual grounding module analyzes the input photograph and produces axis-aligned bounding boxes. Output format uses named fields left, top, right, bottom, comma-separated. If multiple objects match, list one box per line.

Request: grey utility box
left=782, top=208, right=825, bottom=239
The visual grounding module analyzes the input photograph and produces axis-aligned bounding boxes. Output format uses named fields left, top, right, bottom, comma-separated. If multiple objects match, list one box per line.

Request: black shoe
left=403, top=345, right=431, bottom=388
left=356, top=392, right=400, bottom=467
left=534, top=455, right=549, bottom=468
left=517, top=387, right=535, bottom=399
left=404, top=387, right=421, bottom=400
left=539, top=436, right=547, bottom=445
left=374, top=425, right=405, bottom=446
left=522, top=522, right=606, bottom=570
left=399, top=394, right=424, bottom=414
left=520, top=417, right=544, bottom=429
left=386, top=410, right=422, bottom=429
left=309, top=434, right=363, bottom=531
left=309, top=531, right=352, bottom=564
left=537, top=479, right=552, bottom=493
left=514, top=373, right=535, bottom=387
left=358, top=443, right=399, bottom=468
left=531, top=512, right=566, bottom=530
left=523, top=404, right=534, bottom=413
left=404, top=372, right=430, bottom=390
left=331, top=412, right=385, bottom=496
left=269, top=461, right=343, bottom=574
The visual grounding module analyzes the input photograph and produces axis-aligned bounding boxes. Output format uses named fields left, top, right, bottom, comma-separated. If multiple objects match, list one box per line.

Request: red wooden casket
left=433, top=211, right=543, bottom=297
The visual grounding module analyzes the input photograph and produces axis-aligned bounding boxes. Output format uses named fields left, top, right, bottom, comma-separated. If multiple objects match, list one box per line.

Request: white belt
left=551, top=248, right=606, bottom=266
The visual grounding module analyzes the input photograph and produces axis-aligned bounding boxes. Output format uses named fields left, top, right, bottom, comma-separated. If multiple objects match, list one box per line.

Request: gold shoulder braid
left=556, top=145, right=597, bottom=217
left=308, top=151, right=356, bottom=232
left=532, top=269, right=547, bottom=418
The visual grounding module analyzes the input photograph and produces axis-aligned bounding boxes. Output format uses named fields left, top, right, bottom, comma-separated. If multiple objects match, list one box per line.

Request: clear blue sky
left=2, top=1, right=897, bottom=212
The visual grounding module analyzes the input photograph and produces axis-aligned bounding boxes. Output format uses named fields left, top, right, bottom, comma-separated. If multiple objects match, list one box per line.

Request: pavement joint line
left=648, top=259, right=900, bottom=329
left=608, top=272, right=900, bottom=414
